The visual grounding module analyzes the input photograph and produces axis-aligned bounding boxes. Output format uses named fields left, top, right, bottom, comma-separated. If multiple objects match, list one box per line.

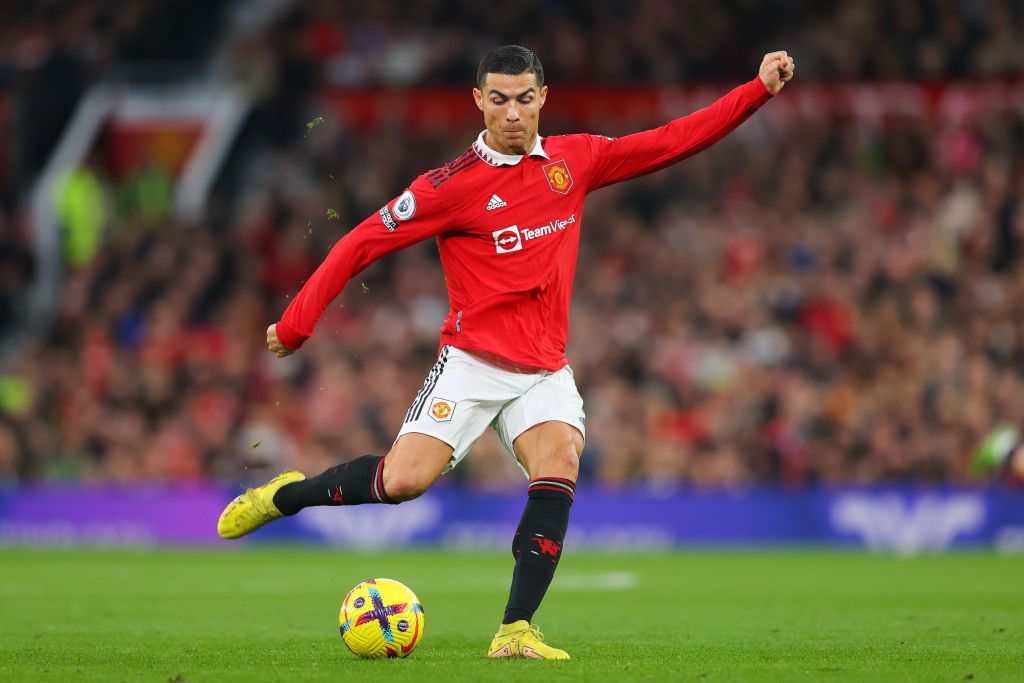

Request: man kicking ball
left=218, top=44, right=794, bottom=659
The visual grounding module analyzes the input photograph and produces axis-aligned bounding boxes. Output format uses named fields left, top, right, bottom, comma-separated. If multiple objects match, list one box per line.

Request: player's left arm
left=584, top=52, right=795, bottom=191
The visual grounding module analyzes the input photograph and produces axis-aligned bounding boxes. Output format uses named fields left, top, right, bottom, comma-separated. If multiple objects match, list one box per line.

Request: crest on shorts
left=429, top=397, right=456, bottom=422
left=542, top=159, right=573, bottom=194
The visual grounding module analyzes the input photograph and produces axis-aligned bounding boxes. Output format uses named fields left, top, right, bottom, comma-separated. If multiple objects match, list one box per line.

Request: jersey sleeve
left=583, top=77, right=774, bottom=191
left=274, top=174, right=452, bottom=350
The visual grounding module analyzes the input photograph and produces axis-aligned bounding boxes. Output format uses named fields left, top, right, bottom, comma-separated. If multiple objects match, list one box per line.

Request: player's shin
left=502, top=477, right=575, bottom=624
left=272, top=455, right=396, bottom=515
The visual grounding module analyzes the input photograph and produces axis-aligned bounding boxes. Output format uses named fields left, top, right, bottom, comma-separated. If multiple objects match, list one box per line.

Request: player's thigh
left=512, top=420, right=584, bottom=480
left=382, top=432, right=453, bottom=499
left=496, top=366, right=586, bottom=479
left=393, top=345, right=524, bottom=489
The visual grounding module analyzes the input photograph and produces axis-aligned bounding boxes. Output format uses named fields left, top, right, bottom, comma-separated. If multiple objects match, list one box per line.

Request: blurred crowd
left=4, top=0, right=1024, bottom=193
left=5, top=97, right=1024, bottom=487
left=273, top=0, right=1024, bottom=86
left=0, top=0, right=224, bottom=355
left=0, top=0, right=225, bottom=186
left=4, top=0, right=1024, bottom=487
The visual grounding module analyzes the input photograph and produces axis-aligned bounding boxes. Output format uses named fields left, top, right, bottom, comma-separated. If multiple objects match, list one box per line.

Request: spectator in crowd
left=53, top=157, right=111, bottom=267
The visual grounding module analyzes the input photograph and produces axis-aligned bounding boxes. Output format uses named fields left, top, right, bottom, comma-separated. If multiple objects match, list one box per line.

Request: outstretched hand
left=759, top=51, right=795, bottom=95
left=266, top=324, right=295, bottom=358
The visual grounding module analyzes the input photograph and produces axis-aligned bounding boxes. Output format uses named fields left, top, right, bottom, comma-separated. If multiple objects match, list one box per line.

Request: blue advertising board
left=1, top=485, right=1022, bottom=553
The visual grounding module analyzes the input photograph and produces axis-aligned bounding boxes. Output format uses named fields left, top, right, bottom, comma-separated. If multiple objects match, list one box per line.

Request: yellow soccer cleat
left=217, top=470, right=305, bottom=539
left=487, top=621, right=570, bottom=660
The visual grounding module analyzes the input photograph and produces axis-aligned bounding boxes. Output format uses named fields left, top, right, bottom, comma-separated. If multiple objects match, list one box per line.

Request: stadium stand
left=3, top=0, right=1024, bottom=486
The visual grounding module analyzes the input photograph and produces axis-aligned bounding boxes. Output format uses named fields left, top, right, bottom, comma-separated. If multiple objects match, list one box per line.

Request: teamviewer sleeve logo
left=492, top=225, right=522, bottom=254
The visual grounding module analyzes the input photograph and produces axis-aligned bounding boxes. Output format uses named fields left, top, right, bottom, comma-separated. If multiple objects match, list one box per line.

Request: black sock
left=503, top=477, right=575, bottom=625
left=272, top=455, right=395, bottom=515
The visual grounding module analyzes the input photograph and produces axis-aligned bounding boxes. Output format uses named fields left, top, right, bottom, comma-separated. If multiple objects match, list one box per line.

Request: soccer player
left=219, top=45, right=795, bottom=659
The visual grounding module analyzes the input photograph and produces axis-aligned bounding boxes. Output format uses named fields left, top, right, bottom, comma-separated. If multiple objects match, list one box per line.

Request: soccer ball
left=339, top=578, right=425, bottom=658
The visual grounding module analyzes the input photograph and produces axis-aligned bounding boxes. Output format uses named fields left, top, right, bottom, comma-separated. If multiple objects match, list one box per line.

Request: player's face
left=473, top=72, right=547, bottom=156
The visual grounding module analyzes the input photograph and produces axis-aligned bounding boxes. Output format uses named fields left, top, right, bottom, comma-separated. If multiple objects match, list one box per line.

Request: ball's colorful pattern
left=339, top=578, right=425, bottom=658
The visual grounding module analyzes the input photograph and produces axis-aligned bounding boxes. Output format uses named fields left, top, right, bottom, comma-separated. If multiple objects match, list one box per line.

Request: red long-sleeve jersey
left=275, top=77, right=774, bottom=370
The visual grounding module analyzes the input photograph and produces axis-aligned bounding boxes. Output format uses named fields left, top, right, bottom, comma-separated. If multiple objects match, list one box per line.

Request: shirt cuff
left=746, top=76, right=776, bottom=103
left=275, top=320, right=308, bottom=350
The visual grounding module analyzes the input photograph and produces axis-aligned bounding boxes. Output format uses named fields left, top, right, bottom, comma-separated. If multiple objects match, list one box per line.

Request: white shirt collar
left=473, top=130, right=549, bottom=166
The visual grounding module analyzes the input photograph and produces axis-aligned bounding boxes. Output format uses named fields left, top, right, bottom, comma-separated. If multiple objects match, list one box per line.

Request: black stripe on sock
left=530, top=477, right=576, bottom=490
left=371, top=457, right=394, bottom=504
left=528, top=478, right=576, bottom=499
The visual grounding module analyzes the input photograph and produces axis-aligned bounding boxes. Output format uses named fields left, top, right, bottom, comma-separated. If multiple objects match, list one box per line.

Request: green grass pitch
left=1, top=548, right=1022, bottom=681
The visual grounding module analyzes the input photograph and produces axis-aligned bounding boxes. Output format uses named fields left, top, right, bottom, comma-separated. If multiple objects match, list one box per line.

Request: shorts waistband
left=450, top=347, right=552, bottom=375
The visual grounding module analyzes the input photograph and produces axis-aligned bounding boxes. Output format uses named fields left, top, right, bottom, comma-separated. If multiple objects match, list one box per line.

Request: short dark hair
left=476, top=45, right=544, bottom=89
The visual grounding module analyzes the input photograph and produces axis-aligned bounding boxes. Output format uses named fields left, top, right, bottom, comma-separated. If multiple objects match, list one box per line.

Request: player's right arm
left=270, top=174, right=451, bottom=354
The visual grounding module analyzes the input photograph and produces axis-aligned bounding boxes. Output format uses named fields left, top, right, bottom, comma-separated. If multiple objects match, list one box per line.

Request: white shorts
left=396, top=345, right=586, bottom=476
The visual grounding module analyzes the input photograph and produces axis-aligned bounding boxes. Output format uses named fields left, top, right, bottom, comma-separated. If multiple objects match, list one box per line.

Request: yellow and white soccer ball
left=339, top=578, right=425, bottom=659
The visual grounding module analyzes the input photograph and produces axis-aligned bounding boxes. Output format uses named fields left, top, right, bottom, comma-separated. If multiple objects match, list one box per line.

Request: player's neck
left=484, top=130, right=535, bottom=158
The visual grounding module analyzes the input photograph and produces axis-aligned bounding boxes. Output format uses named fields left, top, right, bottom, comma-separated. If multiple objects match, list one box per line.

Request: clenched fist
left=759, top=51, right=795, bottom=95
left=266, top=324, right=295, bottom=358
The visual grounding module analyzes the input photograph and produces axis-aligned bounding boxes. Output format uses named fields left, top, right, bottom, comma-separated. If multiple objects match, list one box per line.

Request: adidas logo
left=486, top=194, right=507, bottom=211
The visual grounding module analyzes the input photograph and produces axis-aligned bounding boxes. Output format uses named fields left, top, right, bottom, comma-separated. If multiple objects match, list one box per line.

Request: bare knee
left=383, top=478, right=428, bottom=502
left=535, top=441, right=581, bottom=480
left=382, top=436, right=450, bottom=502
left=381, top=462, right=432, bottom=502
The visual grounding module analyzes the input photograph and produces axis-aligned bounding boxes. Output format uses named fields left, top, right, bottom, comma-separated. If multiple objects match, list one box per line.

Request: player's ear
left=539, top=85, right=548, bottom=108
left=473, top=87, right=484, bottom=112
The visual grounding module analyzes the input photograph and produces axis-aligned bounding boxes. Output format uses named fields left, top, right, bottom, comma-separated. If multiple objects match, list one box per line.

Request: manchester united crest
left=429, top=397, right=456, bottom=422
left=542, top=159, right=573, bottom=195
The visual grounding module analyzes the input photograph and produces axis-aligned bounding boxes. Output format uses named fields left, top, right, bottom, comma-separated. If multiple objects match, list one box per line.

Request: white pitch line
left=408, top=571, right=640, bottom=593
left=553, top=571, right=639, bottom=591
